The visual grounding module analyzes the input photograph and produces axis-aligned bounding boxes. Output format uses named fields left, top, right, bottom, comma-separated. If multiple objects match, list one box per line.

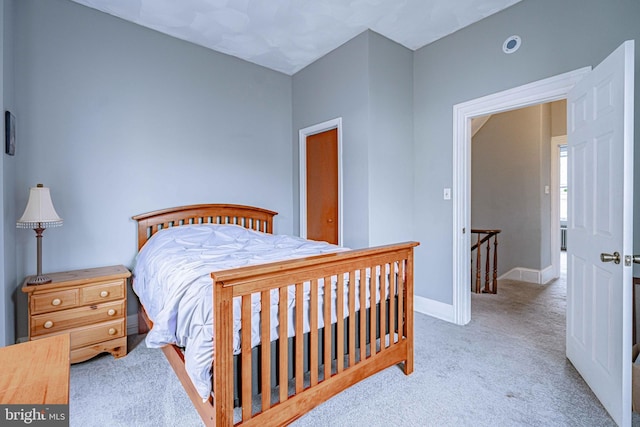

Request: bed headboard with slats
left=132, top=204, right=278, bottom=250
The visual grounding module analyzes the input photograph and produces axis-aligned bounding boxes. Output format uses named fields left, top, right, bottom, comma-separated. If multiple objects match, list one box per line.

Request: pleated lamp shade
left=17, top=184, right=63, bottom=229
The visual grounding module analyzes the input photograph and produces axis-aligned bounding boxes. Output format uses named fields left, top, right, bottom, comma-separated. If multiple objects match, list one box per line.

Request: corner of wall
left=0, top=0, right=5, bottom=347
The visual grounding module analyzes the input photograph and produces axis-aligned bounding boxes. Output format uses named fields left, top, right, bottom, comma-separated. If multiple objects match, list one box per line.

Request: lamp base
left=26, top=274, right=52, bottom=285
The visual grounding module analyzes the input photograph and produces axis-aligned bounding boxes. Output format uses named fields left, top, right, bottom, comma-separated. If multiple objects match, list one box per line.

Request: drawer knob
left=108, top=328, right=117, bottom=336
left=100, top=291, right=109, bottom=298
left=43, top=320, right=54, bottom=329
left=107, top=309, right=116, bottom=316
left=51, top=298, right=61, bottom=306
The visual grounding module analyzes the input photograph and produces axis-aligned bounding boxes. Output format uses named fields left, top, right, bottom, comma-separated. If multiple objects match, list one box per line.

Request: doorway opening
left=452, top=67, right=590, bottom=326
left=471, top=103, right=566, bottom=291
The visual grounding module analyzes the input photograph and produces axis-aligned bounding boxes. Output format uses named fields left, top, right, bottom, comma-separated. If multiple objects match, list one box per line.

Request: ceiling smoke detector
left=502, top=35, right=521, bottom=54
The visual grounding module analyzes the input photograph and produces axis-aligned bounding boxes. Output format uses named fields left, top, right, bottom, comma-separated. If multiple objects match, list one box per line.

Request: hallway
left=470, top=251, right=616, bottom=425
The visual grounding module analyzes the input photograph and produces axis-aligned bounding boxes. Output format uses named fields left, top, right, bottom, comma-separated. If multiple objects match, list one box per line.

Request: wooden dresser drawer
left=33, top=319, right=125, bottom=350
left=31, top=289, right=79, bottom=314
left=81, top=280, right=125, bottom=304
left=68, top=318, right=125, bottom=349
left=32, top=319, right=126, bottom=350
left=31, top=300, right=125, bottom=337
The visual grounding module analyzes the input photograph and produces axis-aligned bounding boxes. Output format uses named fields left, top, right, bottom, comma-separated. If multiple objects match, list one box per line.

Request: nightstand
left=21, top=265, right=131, bottom=364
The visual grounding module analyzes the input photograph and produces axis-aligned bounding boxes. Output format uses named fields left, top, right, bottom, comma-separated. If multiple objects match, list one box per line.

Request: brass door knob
left=600, top=252, right=620, bottom=264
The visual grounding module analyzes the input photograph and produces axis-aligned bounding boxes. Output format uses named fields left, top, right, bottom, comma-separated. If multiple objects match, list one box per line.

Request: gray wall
left=413, top=0, right=640, bottom=304
left=9, top=0, right=293, bottom=341
left=292, top=32, right=371, bottom=249
left=2, top=0, right=16, bottom=346
left=471, top=104, right=552, bottom=275
left=368, top=32, right=414, bottom=245
left=292, top=31, right=414, bottom=249
left=539, top=103, right=552, bottom=269
left=551, top=99, right=567, bottom=137
left=1, top=0, right=7, bottom=346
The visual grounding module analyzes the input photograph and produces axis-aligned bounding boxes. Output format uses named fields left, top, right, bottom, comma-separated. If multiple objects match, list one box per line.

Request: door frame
left=452, top=67, right=590, bottom=325
left=550, top=135, right=567, bottom=280
left=299, top=117, right=344, bottom=245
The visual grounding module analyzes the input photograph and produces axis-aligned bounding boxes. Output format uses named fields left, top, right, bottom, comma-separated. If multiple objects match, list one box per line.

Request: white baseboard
left=540, top=265, right=556, bottom=284
left=499, top=266, right=557, bottom=285
left=414, top=295, right=455, bottom=323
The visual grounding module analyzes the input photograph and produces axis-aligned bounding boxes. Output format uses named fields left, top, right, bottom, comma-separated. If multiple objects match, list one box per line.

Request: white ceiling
left=70, top=0, right=522, bottom=75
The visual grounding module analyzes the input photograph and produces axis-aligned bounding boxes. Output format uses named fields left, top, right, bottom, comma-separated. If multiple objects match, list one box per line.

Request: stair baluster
left=470, top=229, right=501, bottom=294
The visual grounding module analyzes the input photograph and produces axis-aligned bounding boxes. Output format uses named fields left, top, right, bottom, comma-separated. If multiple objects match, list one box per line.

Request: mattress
left=132, top=224, right=353, bottom=399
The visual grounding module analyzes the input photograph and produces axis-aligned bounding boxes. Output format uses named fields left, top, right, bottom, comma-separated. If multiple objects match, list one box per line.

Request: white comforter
left=132, top=224, right=347, bottom=399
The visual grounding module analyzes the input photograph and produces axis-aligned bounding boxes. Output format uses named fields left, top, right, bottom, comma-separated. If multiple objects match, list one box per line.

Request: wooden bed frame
left=132, top=204, right=418, bottom=426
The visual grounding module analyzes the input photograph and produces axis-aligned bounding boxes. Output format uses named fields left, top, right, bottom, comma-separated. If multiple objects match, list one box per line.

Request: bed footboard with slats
left=212, top=241, right=418, bottom=426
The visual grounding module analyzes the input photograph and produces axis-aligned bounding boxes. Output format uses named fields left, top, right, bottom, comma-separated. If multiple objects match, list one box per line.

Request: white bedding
left=132, top=224, right=352, bottom=399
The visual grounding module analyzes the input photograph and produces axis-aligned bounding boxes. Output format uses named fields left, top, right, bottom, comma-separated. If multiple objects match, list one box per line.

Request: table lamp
left=17, top=184, right=63, bottom=285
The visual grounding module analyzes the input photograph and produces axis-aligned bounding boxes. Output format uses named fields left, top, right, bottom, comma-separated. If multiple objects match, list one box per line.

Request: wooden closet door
left=306, top=129, right=338, bottom=245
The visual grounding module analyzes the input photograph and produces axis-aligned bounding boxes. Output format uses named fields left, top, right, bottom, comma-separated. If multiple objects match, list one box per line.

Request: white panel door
left=566, top=40, right=634, bottom=427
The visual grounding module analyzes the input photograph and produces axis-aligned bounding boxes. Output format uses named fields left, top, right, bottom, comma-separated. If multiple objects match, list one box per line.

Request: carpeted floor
left=70, top=262, right=624, bottom=426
